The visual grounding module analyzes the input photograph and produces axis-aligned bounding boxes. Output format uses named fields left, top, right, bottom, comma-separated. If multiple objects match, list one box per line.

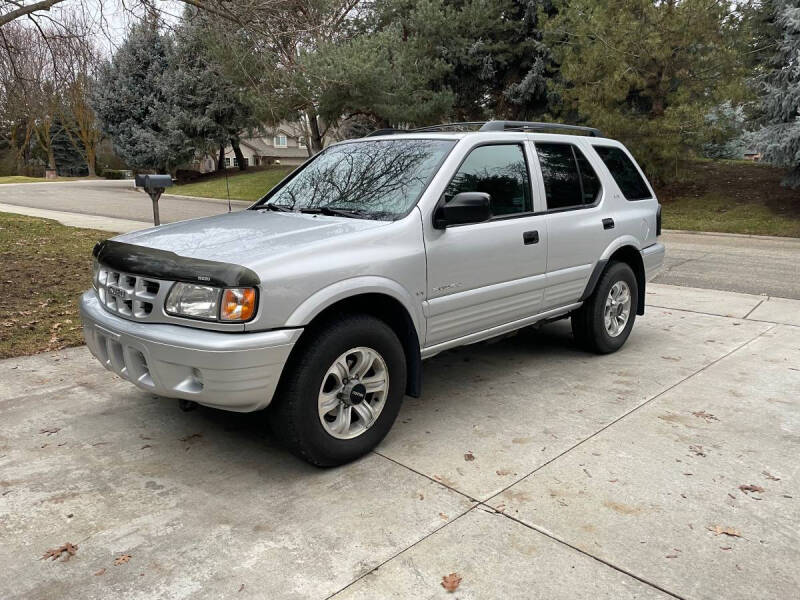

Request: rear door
left=424, top=142, right=548, bottom=347
left=529, top=139, right=612, bottom=309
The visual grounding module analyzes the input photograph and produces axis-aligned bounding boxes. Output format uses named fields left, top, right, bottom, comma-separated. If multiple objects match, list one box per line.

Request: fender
left=285, top=276, right=426, bottom=343
left=581, top=236, right=647, bottom=315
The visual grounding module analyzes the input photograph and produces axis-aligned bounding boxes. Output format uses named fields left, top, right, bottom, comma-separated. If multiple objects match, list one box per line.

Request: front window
left=259, top=139, right=455, bottom=220
left=274, top=135, right=288, bottom=148
left=444, top=144, right=532, bottom=216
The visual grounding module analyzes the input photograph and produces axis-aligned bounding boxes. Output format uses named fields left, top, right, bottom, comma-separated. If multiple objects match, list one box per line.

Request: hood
left=113, top=209, right=389, bottom=267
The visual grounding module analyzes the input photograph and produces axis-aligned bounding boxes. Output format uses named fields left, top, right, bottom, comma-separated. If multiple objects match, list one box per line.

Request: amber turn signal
left=220, top=288, right=256, bottom=321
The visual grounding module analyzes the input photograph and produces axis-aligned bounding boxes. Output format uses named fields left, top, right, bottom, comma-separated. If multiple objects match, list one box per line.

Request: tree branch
left=0, top=0, right=66, bottom=27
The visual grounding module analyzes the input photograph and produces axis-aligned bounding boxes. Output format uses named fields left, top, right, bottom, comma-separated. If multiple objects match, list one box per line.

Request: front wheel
left=269, top=314, right=406, bottom=467
left=572, top=261, right=638, bottom=354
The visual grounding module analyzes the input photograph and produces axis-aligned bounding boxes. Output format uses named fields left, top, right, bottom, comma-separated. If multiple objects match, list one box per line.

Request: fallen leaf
left=179, top=433, right=202, bottom=443
left=689, top=445, right=706, bottom=457
left=739, top=484, right=764, bottom=494
left=238, top=584, right=245, bottom=592
left=40, top=427, right=61, bottom=436
left=94, top=568, right=106, bottom=576
left=464, top=451, right=475, bottom=462
left=41, top=542, right=78, bottom=561
left=720, top=546, right=732, bottom=551
left=439, top=512, right=449, bottom=520
left=441, top=572, right=462, bottom=593
left=762, top=471, right=780, bottom=481
left=114, top=554, right=132, bottom=566
left=417, top=493, right=424, bottom=500
left=707, top=525, right=741, bottom=538
left=141, top=444, right=151, bottom=450
left=665, top=554, right=679, bottom=559
left=495, top=503, right=506, bottom=513
left=691, top=410, right=719, bottom=422
left=496, top=469, right=513, bottom=476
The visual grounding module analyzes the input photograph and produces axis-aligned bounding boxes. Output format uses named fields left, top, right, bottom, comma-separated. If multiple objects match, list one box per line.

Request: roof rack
left=365, top=120, right=602, bottom=138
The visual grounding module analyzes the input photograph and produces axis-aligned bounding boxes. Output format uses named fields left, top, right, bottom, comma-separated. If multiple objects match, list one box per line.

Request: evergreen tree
left=169, top=12, right=255, bottom=171
left=751, top=0, right=800, bottom=187
left=93, top=20, right=195, bottom=172
left=371, top=0, right=555, bottom=122
left=544, top=0, right=749, bottom=182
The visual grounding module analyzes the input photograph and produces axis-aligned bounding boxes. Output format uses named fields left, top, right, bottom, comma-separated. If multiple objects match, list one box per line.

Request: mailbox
left=144, top=174, right=173, bottom=191
left=134, top=173, right=147, bottom=188
left=137, top=174, right=173, bottom=226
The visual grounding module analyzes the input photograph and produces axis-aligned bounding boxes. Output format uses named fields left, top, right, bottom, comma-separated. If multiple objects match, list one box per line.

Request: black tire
left=269, top=314, right=406, bottom=467
left=571, top=261, right=638, bottom=354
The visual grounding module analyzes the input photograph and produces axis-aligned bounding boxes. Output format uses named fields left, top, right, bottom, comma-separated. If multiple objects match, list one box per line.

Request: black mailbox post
left=135, top=174, right=173, bottom=226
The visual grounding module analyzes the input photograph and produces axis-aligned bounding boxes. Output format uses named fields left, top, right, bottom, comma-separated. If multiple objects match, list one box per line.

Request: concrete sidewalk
left=1, top=284, right=798, bottom=599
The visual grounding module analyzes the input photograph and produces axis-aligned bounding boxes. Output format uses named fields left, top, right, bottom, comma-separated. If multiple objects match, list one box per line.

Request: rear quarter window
left=593, top=146, right=652, bottom=201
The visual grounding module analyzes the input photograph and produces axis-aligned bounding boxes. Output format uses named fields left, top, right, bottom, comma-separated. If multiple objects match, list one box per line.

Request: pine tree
left=92, top=20, right=196, bottom=173
left=544, top=0, right=748, bottom=182
left=168, top=11, right=255, bottom=171
left=752, top=1, right=800, bottom=187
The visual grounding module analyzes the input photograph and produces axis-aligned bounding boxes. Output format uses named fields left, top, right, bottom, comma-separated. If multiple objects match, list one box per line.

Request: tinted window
left=536, top=143, right=601, bottom=210
left=444, top=144, right=532, bottom=216
left=594, top=146, right=652, bottom=200
left=263, top=139, right=455, bottom=219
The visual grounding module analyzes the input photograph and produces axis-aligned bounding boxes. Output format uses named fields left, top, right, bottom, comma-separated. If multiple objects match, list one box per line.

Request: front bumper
left=79, top=290, right=301, bottom=412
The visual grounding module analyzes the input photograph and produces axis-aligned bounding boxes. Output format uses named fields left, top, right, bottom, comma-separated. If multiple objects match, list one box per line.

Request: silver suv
left=80, top=120, right=665, bottom=466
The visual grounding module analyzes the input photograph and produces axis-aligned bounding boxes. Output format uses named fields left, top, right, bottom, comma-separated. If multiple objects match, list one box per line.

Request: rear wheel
left=572, top=261, right=638, bottom=354
left=269, top=314, right=406, bottom=466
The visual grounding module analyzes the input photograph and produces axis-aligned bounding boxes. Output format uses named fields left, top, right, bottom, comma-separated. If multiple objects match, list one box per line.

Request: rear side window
left=444, top=144, right=532, bottom=216
left=535, top=143, right=601, bottom=210
left=594, top=146, right=652, bottom=200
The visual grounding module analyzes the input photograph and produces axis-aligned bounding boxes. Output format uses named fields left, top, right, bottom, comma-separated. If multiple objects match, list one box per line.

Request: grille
left=96, top=265, right=165, bottom=321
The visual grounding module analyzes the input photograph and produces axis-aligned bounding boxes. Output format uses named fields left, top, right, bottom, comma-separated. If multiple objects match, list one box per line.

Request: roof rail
left=479, top=120, right=602, bottom=137
left=411, top=122, right=486, bottom=133
left=364, top=128, right=408, bottom=137
left=364, top=120, right=602, bottom=138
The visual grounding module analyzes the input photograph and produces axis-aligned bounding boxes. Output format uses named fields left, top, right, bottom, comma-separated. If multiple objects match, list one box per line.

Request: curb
left=662, top=229, right=800, bottom=242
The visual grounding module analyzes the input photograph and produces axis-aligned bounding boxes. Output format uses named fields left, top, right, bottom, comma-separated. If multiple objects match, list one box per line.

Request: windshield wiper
left=299, top=206, right=371, bottom=219
left=261, top=203, right=294, bottom=212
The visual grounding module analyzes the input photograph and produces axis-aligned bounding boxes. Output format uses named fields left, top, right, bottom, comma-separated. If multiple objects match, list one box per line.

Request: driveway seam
left=479, top=506, right=686, bottom=599
left=647, top=303, right=768, bottom=321
left=323, top=461, right=479, bottom=600
left=742, top=298, right=767, bottom=319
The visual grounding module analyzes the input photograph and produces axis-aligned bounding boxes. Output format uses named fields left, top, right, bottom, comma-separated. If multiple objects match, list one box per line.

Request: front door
left=424, top=143, right=548, bottom=348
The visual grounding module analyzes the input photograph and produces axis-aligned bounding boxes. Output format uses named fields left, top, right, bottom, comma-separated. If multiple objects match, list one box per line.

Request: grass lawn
left=172, top=167, right=292, bottom=201
left=0, top=213, right=107, bottom=359
left=0, top=176, right=48, bottom=184
left=656, top=160, right=800, bottom=237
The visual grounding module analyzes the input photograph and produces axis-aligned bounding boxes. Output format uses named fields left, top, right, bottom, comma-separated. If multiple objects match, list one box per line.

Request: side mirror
left=433, top=192, right=492, bottom=229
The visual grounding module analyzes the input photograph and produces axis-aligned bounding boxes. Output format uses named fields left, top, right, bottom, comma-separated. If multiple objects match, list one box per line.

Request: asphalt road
left=653, top=231, right=800, bottom=300
left=1, top=179, right=799, bottom=299
left=0, top=179, right=248, bottom=224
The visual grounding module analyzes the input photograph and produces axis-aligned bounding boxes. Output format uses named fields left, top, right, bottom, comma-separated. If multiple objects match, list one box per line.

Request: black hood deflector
left=93, top=240, right=260, bottom=288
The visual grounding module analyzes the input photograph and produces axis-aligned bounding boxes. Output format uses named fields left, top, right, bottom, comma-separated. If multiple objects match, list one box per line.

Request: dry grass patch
left=0, top=213, right=107, bottom=358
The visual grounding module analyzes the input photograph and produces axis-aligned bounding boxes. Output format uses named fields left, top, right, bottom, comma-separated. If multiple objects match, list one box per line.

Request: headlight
left=165, top=283, right=220, bottom=320
left=165, top=283, right=257, bottom=322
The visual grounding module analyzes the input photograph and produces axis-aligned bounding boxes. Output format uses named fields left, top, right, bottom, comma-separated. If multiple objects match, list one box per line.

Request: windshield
left=257, top=139, right=455, bottom=219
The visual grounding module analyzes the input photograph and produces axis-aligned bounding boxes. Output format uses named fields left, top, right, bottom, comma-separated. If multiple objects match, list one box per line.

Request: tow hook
left=178, top=399, right=198, bottom=412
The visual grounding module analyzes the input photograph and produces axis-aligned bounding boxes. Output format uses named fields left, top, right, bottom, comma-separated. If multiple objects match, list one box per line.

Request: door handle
left=523, top=230, right=539, bottom=245
left=602, top=218, right=615, bottom=230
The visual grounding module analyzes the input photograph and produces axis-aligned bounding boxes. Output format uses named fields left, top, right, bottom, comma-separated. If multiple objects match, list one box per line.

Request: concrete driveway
left=2, top=284, right=798, bottom=599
